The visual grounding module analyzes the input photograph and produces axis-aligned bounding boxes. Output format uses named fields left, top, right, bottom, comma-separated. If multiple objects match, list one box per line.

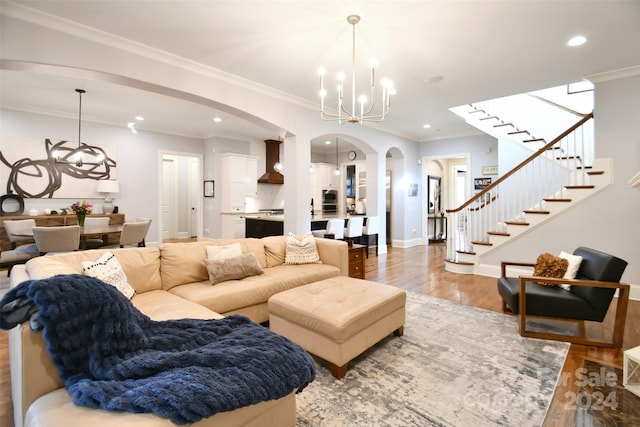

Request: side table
left=348, top=244, right=366, bottom=279
left=624, top=345, right=640, bottom=398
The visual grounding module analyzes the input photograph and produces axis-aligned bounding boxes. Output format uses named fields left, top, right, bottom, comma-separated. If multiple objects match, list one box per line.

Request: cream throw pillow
left=205, top=253, right=264, bottom=285
left=284, top=232, right=321, bottom=265
left=81, top=251, right=136, bottom=299
left=558, top=251, right=583, bottom=290
left=206, top=243, right=242, bottom=261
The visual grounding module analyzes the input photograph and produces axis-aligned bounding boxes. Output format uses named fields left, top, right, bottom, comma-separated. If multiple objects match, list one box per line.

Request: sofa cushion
left=169, top=263, right=341, bottom=315
left=160, top=240, right=266, bottom=291
left=205, top=253, right=264, bottom=285
left=25, top=247, right=162, bottom=293
left=263, top=235, right=286, bottom=268
left=132, top=290, right=223, bottom=321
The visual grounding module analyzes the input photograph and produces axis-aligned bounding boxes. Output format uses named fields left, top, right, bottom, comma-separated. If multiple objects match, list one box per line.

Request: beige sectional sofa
left=8, top=236, right=349, bottom=427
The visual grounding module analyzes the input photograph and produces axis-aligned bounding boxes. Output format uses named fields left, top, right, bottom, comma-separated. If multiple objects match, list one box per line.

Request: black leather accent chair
left=497, top=247, right=629, bottom=348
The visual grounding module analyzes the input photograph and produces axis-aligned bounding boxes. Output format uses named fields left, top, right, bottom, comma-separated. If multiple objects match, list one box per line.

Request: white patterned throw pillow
left=82, top=251, right=136, bottom=299
left=284, top=232, right=321, bottom=265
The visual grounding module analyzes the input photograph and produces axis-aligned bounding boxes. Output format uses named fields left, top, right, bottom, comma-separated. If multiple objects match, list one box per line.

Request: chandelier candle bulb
left=318, top=14, right=394, bottom=124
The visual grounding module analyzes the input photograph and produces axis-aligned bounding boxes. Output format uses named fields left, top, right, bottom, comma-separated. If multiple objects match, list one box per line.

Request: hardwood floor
left=0, top=243, right=637, bottom=426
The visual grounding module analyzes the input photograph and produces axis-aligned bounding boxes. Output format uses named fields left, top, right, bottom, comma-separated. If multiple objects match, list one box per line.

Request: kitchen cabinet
left=220, top=214, right=246, bottom=239
left=220, top=154, right=258, bottom=212
left=311, top=162, right=340, bottom=214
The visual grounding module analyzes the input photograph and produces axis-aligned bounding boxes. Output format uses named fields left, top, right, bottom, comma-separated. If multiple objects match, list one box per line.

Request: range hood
left=258, top=139, right=284, bottom=184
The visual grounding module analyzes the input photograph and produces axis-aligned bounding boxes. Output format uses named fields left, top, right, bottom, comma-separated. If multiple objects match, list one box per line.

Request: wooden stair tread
left=504, top=221, right=530, bottom=226
left=471, top=241, right=493, bottom=246
left=565, top=185, right=595, bottom=189
left=487, top=231, right=510, bottom=236
left=456, top=250, right=476, bottom=255
left=508, top=130, right=529, bottom=135
left=523, top=138, right=545, bottom=142
left=587, top=170, right=604, bottom=175
left=523, top=209, right=550, bottom=214
left=479, top=116, right=499, bottom=120
left=543, top=198, right=572, bottom=202
left=493, top=123, right=513, bottom=128
left=468, top=109, right=485, bottom=114
left=557, top=156, right=581, bottom=160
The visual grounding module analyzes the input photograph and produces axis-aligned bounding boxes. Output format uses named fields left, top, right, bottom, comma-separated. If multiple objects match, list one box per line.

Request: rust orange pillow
left=533, top=252, right=569, bottom=286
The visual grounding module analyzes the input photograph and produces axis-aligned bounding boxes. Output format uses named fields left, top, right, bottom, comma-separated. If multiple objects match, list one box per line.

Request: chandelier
left=319, top=15, right=394, bottom=124
left=53, top=89, right=105, bottom=167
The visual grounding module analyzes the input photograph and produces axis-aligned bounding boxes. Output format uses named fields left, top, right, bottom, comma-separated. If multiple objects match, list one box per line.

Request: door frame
left=421, top=152, right=470, bottom=245
left=159, top=150, right=203, bottom=242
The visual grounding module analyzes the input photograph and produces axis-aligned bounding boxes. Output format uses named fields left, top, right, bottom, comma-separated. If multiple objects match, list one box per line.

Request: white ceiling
left=1, top=1, right=639, bottom=155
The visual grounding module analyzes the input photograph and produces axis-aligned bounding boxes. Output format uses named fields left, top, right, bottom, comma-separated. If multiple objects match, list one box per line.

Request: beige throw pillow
left=284, top=232, right=321, bottom=265
left=205, top=253, right=264, bottom=285
left=206, top=243, right=242, bottom=261
left=558, top=251, right=583, bottom=291
left=81, top=251, right=136, bottom=299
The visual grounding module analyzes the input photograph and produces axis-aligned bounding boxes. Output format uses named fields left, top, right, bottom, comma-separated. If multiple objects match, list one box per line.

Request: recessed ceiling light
left=135, top=116, right=144, bottom=121
left=325, top=140, right=332, bottom=145
left=213, top=117, right=222, bottom=123
left=423, top=124, right=432, bottom=129
left=567, top=35, right=587, bottom=47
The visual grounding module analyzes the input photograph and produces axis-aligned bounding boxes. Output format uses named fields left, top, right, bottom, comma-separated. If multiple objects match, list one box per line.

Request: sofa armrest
left=314, top=238, right=349, bottom=276
left=10, top=264, right=30, bottom=288
left=10, top=323, right=64, bottom=427
left=517, top=276, right=631, bottom=347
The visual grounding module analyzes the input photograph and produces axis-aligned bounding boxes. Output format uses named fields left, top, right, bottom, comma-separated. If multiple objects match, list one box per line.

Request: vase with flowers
left=69, top=201, right=92, bottom=227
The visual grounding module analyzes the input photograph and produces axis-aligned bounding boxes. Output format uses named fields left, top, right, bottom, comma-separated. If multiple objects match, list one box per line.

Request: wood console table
left=0, top=213, right=124, bottom=251
left=427, top=215, right=447, bottom=243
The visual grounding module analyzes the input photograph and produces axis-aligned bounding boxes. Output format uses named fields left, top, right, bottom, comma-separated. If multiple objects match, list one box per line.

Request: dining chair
left=83, top=217, right=111, bottom=249
left=360, top=216, right=379, bottom=258
left=32, top=226, right=81, bottom=255
left=0, top=247, right=39, bottom=275
left=3, top=219, right=37, bottom=252
left=343, top=217, right=364, bottom=245
left=113, top=220, right=151, bottom=248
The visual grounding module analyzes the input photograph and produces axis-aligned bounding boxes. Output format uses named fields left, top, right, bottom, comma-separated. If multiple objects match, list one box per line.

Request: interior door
left=162, top=157, right=177, bottom=240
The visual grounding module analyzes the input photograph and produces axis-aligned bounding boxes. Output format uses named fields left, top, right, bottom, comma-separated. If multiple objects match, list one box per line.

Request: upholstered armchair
left=497, top=247, right=629, bottom=348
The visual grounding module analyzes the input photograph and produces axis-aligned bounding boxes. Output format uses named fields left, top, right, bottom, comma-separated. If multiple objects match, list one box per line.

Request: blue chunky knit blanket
left=0, top=274, right=315, bottom=424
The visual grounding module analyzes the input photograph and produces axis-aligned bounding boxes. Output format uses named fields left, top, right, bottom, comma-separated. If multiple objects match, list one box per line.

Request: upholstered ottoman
left=268, top=276, right=406, bottom=379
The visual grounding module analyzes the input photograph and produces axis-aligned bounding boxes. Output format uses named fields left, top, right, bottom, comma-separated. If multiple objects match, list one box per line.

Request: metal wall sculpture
left=0, top=137, right=116, bottom=199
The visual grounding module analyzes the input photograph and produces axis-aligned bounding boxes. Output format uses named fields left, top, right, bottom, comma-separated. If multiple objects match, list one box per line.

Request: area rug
left=295, top=292, right=569, bottom=426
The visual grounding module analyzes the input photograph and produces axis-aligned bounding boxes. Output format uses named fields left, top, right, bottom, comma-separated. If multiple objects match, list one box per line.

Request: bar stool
left=361, top=216, right=379, bottom=258
left=312, top=218, right=344, bottom=240
left=343, top=217, right=364, bottom=245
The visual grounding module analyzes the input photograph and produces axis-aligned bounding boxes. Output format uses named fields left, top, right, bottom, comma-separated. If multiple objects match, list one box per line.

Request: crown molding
left=586, top=65, right=640, bottom=83
left=1, top=2, right=318, bottom=112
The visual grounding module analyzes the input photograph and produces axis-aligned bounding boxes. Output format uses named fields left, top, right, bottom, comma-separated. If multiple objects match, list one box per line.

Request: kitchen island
left=245, top=214, right=367, bottom=238
left=245, top=215, right=284, bottom=238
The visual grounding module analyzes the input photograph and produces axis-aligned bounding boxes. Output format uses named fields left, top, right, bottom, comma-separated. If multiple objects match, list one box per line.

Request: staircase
left=444, top=92, right=610, bottom=274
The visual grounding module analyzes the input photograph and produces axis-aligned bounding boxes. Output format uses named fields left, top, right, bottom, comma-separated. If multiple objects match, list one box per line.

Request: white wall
left=480, top=74, right=640, bottom=293
left=0, top=109, right=203, bottom=245
left=1, top=13, right=421, bottom=250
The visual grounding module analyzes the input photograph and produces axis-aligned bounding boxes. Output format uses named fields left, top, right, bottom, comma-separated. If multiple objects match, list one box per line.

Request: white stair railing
left=445, top=113, right=594, bottom=263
